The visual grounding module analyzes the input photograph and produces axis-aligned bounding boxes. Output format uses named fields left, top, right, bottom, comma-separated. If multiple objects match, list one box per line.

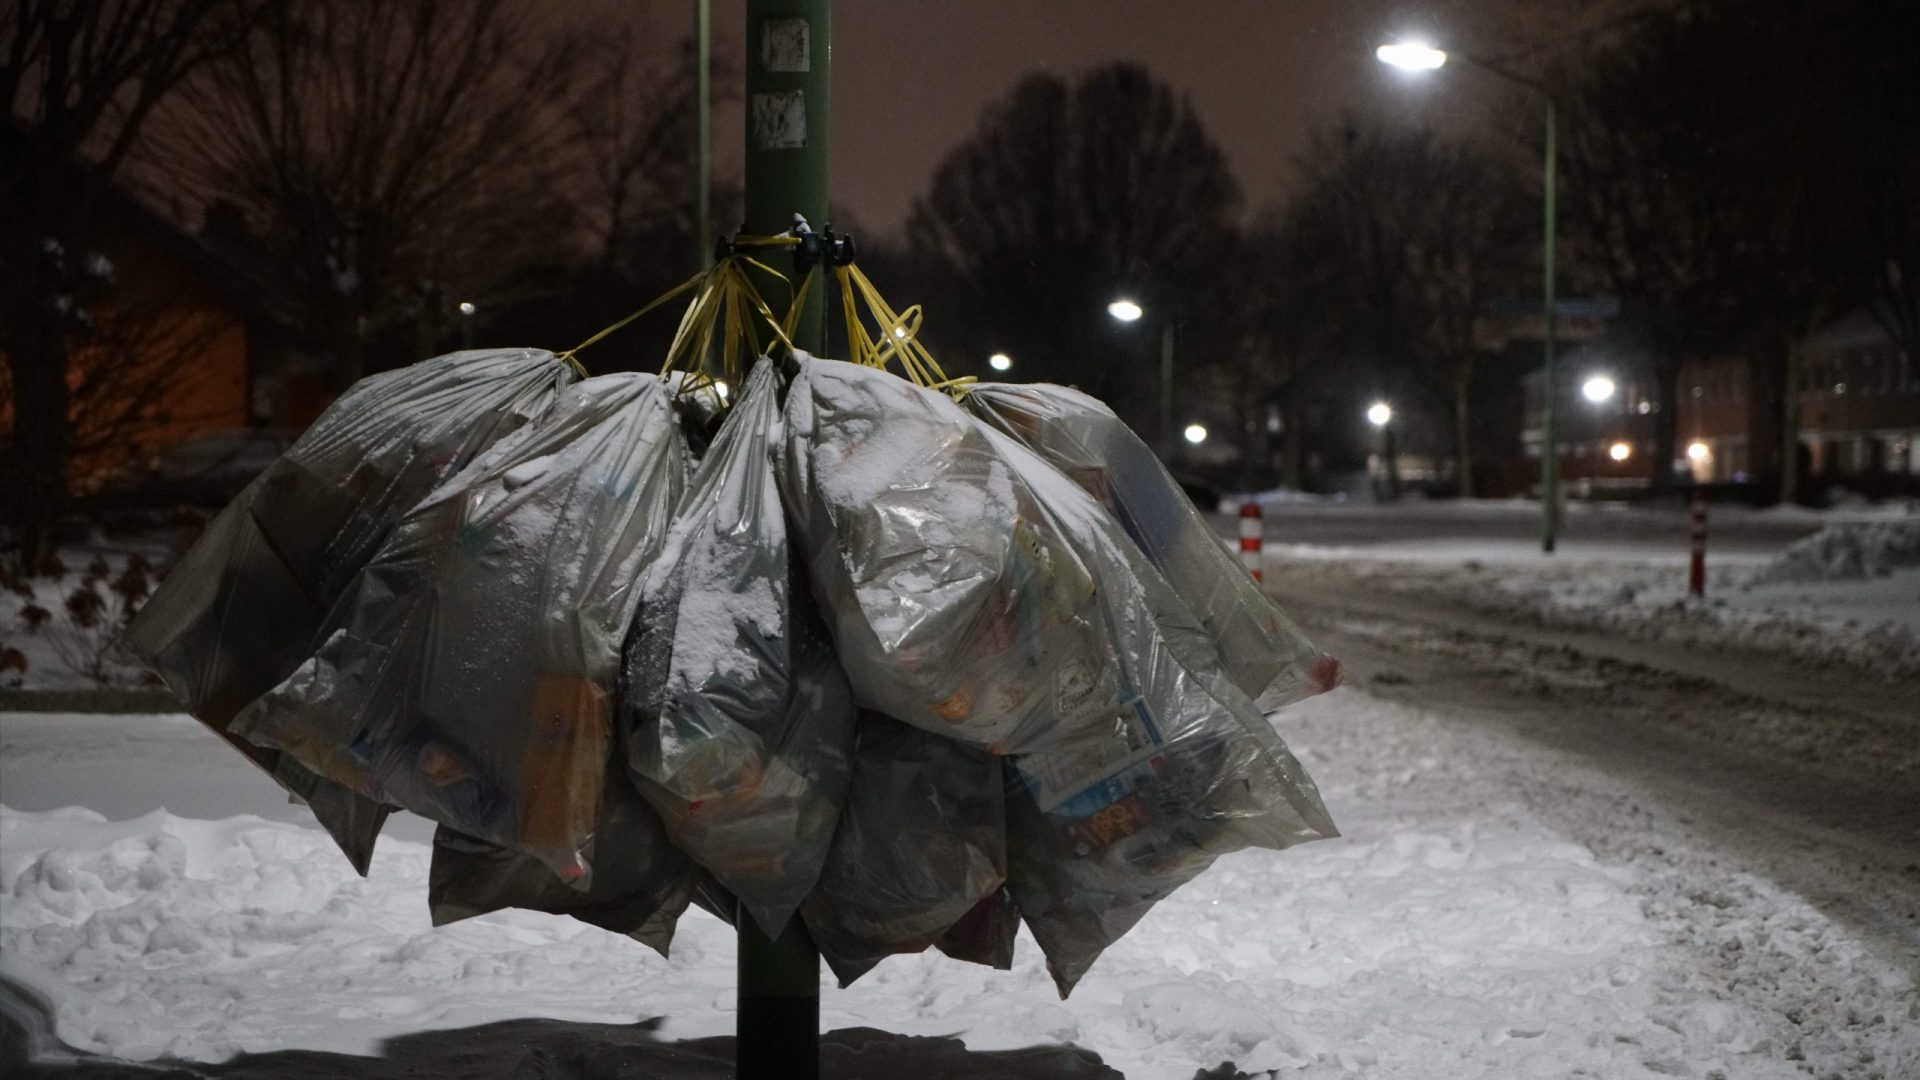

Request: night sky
left=630, top=0, right=1621, bottom=236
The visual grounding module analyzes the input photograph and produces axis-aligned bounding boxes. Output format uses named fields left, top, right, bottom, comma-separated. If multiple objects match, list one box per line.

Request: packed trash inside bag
left=120, top=348, right=576, bottom=871
left=127, top=313, right=1338, bottom=994
left=235, top=372, right=687, bottom=886
left=625, top=360, right=856, bottom=937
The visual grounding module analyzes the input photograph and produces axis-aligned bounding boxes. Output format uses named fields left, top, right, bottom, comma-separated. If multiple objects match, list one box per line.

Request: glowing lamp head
left=1107, top=299, right=1144, bottom=323
left=458, top=301, right=476, bottom=316
left=712, top=380, right=730, bottom=401
left=1183, top=423, right=1208, bottom=445
left=1366, top=402, right=1393, bottom=427
left=1686, top=441, right=1711, bottom=462
left=1376, top=40, right=1448, bottom=71
left=988, top=352, right=1013, bottom=372
left=1608, top=441, right=1633, bottom=462
left=1582, top=375, right=1617, bottom=403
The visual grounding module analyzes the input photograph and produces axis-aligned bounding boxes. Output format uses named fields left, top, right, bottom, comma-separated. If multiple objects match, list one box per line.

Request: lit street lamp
left=457, top=301, right=476, bottom=348
left=988, top=352, right=1013, bottom=372
left=1582, top=374, right=1616, bottom=403
left=1108, top=297, right=1176, bottom=459
left=1366, top=402, right=1393, bottom=427
left=1379, top=36, right=1562, bottom=552
left=1183, top=423, right=1208, bottom=445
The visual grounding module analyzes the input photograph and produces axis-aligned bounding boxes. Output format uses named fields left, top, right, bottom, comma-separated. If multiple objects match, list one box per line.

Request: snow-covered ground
left=5, top=690, right=1914, bottom=1078
left=1259, top=511, right=1920, bottom=681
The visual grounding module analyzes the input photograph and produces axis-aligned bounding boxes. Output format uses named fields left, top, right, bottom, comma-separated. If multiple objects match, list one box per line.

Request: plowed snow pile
left=1748, top=518, right=1920, bottom=585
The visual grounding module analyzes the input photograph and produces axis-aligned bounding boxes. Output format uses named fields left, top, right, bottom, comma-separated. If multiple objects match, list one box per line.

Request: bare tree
left=905, top=63, right=1241, bottom=433
left=2, top=0, right=247, bottom=564
left=1280, top=123, right=1532, bottom=496
left=156, top=0, right=577, bottom=387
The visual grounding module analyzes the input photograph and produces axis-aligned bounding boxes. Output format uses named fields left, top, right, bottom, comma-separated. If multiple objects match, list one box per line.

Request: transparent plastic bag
left=427, top=770, right=696, bottom=957
left=967, top=382, right=1336, bottom=709
left=800, top=711, right=1007, bottom=986
left=233, top=373, right=686, bottom=886
left=623, top=360, right=856, bottom=937
left=121, top=349, right=575, bottom=872
left=977, top=424, right=1339, bottom=996
left=777, top=357, right=1115, bottom=755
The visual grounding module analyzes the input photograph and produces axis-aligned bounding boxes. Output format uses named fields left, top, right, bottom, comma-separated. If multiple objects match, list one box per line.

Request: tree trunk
left=1779, top=339, right=1802, bottom=505
left=1282, top=387, right=1305, bottom=492
left=3, top=312, right=73, bottom=567
left=1649, top=354, right=1681, bottom=495
left=1453, top=376, right=1474, bottom=499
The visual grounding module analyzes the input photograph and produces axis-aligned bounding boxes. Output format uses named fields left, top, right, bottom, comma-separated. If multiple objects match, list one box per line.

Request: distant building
left=0, top=128, right=331, bottom=494
left=1521, top=311, right=1919, bottom=498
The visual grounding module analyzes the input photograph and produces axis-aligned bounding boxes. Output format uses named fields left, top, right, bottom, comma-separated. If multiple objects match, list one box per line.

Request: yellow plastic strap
left=556, top=233, right=804, bottom=383
left=833, top=263, right=971, bottom=397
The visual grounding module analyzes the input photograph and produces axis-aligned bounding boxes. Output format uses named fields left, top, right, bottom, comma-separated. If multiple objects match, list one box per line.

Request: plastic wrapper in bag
left=233, top=373, right=686, bottom=886
left=121, top=349, right=575, bottom=872
left=427, top=770, right=696, bottom=956
left=801, top=712, right=1007, bottom=986
left=777, top=356, right=1117, bottom=755
left=624, top=360, right=855, bottom=937
left=976, top=424, right=1339, bottom=996
left=967, top=382, right=1337, bottom=709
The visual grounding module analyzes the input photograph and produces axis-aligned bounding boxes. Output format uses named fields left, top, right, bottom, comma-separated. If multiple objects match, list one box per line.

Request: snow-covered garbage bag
left=966, top=382, right=1337, bottom=709
left=776, top=356, right=1113, bottom=756
left=232, top=372, right=686, bottom=889
left=978, top=423, right=1339, bottom=995
left=426, top=772, right=698, bottom=956
left=799, top=711, right=1007, bottom=985
left=623, top=359, right=856, bottom=937
left=120, top=349, right=575, bottom=872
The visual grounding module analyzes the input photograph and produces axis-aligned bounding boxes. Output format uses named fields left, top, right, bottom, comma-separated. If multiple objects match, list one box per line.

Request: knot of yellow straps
left=556, top=232, right=973, bottom=401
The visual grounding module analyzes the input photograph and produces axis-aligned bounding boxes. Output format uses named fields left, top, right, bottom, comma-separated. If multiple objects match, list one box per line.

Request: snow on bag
left=799, top=711, right=1008, bottom=986
left=967, top=381, right=1337, bottom=709
left=776, top=356, right=1115, bottom=755
left=623, top=359, right=856, bottom=937
left=232, top=373, right=686, bottom=891
left=120, top=349, right=575, bottom=872
left=977, top=420, right=1340, bottom=996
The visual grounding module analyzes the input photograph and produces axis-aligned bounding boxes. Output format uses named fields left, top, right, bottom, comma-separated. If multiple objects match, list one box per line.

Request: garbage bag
left=233, top=372, right=687, bottom=886
left=801, top=712, right=1006, bottom=986
left=977, top=423, right=1339, bottom=996
left=967, top=382, right=1336, bottom=709
left=121, top=348, right=575, bottom=872
left=624, top=359, right=856, bottom=937
left=777, top=356, right=1115, bottom=755
left=427, top=769, right=696, bottom=957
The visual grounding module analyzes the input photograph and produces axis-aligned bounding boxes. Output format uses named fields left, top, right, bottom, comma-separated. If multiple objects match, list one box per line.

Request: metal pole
left=1159, top=319, right=1175, bottom=460
left=743, top=0, right=829, bottom=354
left=1540, top=95, right=1560, bottom=553
left=696, top=0, right=712, bottom=270
left=739, top=3, right=826, bottom=1078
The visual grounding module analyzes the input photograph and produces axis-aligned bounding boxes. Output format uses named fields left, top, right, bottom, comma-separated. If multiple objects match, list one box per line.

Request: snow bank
left=1748, top=518, right=1920, bottom=585
left=3, top=689, right=1880, bottom=1077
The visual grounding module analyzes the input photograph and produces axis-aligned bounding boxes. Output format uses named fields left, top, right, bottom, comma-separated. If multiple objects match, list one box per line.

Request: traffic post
left=1240, top=501, right=1263, bottom=583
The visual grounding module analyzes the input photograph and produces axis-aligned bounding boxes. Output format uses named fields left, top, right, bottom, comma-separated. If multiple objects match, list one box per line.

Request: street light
left=1686, top=441, right=1711, bottom=462
left=988, top=352, right=1013, bottom=372
left=1609, top=441, right=1632, bottom=462
left=1108, top=297, right=1175, bottom=458
left=1582, top=375, right=1616, bottom=403
left=1379, top=36, right=1561, bottom=553
left=1367, top=402, right=1393, bottom=427
left=457, top=301, right=476, bottom=348
left=1183, top=423, right=1208, bottom=445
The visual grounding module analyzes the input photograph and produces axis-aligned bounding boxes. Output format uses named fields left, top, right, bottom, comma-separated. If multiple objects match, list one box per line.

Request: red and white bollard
left=1240, top=500, right=1263, bottom=583
left=1688, top=491, right=1708, bottom=597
